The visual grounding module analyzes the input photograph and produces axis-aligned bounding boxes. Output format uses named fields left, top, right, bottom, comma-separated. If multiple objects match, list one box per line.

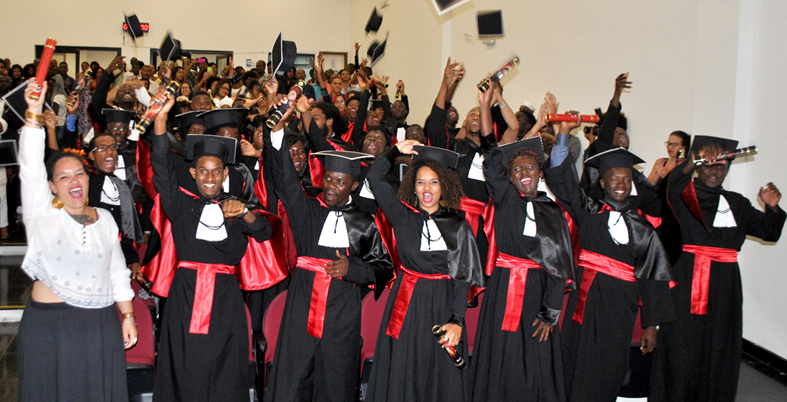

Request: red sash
left=572, top=250, right=636, bottom=324
left=296, top=256, right=333, bottom=338
left=385, top=266, right=452, bottom=339
left=682, top=244, right=738, bottom=315
left=178, top=261, right=236, bottom=335
left=496, top=252, right=542, bottom=332
left=459, top=197, right=488, bottom=236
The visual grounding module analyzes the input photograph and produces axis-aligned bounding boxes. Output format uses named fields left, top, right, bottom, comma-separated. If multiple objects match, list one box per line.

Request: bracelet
left=237, top=207, right=249, bottom=219
left=498, top=101, right=508, bottom=109
left=25, top=110, right=44, bottom=123
left=25, top=118, right=43, bottom=127
left=122, top=312, right=135, bottom=320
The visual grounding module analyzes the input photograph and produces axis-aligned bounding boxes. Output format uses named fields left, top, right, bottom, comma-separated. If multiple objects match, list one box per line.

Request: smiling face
left=190, top=155, right=228, bottom=198
left=463, top=107, right=481, bottom=136
left=366, top=109, right=381, bottom=127
left=322, top=171, right=358, bottom=207
left=180, top=83, right=192, bottom=97
left=48, top=156, right=89, bottom=212
left=695, top=144, right=729, bottom=188
left=346, top=99, right=360, bottom=120
left=415, top=166, right=442, bottom=214
left=89, top=135, right=118, bottom=174
left=217, top=82, right=231, bottom=99
left=362, top=130, right=388, bottom=158
left=600, top=167, right=633, bottom=207
left=288, top=141, right=307, bottom=173
left=330, top=76, right=343, bottom=94
left=115, top=84, right=136, bottom=108
left=509, top=154, right=541, bottom=198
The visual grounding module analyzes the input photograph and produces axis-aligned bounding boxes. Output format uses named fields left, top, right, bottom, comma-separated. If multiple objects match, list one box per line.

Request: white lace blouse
left=18, top=126, right=134, bottom=308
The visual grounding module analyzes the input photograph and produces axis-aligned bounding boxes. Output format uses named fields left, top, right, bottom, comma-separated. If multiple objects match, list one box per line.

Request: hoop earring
left=52, top=195, right=64, bottom=209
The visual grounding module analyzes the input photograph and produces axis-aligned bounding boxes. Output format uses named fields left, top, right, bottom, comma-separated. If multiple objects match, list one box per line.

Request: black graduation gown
left=470, top=146, right=574, bottom=402
left=264, top=128, right=393, bottom=402
left=426, top=104, right=492, bottom=270
left=544, top=158, right=675, bottom=402
left=88, top=171, right=141, bottom=265
left=649, top=162, right=786, bottom=402
left=366, top=149, right=485, bottom=402
left=148, top=133, right=272, bottom=402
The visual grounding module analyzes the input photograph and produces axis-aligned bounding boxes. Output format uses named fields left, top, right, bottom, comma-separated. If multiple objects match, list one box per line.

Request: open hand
left=532, top=318, right=554, bottom=342
left=324, top=250, right=349, bottom=278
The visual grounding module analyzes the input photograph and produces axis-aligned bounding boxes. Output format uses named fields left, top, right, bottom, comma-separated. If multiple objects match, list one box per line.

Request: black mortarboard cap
left=174, top=111, right=205, bottom=133
left=1, top=80, right=52, bottom=123
left=0, top=140, right=19, bottom=167
left=271, top=31, right=297, bottom=77
left=312, top=150, right=373, bottom=179
left=688, top=135, right=738, bottom=159
left=498, top=137, right=546, bottom=168
left=413, top=145, right=459, bottom=169
left=431, top=0, right=472, bottom=16
left=585, top=147, right=645, bottom=177
left=477, top=10, right=504, bottom=37
left=102, top=108, right=137, bottom=124
left=370, top=99, right=383, bottom=110
left=365, top=7, right=384, bottom=34
left=186, top=134, right=236, bottom=165
left=159, top=31, right=182, bottom=62
left=196, top=108, right=245, bottom=132
left=367, top=37, right=387, bottom=66
left=124, top=14, right=143, bottom=43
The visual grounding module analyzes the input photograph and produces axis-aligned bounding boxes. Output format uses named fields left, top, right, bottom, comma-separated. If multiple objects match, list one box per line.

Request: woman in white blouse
left=16, top=79, right=137, bottom=401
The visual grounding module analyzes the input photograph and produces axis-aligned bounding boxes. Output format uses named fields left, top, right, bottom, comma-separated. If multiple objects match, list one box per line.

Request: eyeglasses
left=665, top=141, right=682, bottom=148
left=92, top=144, right=118, bottom=152
left=108, top=126, right=129, bottom=133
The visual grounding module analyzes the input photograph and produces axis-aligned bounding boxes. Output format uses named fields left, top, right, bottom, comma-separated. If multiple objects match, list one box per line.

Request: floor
left=0, top=247, right=786, bottom=401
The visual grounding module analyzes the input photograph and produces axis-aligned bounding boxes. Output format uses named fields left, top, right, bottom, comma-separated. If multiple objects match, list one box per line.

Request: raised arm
left=426, top=59, right=464, bottom=149
left=19, top=79, right=53, bottom=218
left=594, top=73, right=630, bottom=153
left=366, top=141, right=419, bottom=228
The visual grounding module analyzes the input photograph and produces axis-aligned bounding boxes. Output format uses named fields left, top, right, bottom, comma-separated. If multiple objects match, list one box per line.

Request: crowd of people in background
left=2, top=41, right=784, bottom=402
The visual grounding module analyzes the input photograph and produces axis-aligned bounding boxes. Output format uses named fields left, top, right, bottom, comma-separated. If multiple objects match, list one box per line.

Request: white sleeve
left=0, top=100, right=7, bottom=136
left=18, top=126, right=53, bottom=219
left=271, top=128, right=284, bottom=150
left=105, top=212, right=134, bottom=302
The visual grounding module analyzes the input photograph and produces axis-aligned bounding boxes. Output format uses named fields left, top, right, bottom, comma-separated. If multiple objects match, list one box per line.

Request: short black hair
left=314, top=102, right=349, bottom=135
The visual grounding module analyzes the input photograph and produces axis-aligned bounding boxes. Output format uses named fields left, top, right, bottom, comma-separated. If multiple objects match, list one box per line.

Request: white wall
left=733, top=0, right=787, bottom=360
left=0, top=0, right=352, bottom=70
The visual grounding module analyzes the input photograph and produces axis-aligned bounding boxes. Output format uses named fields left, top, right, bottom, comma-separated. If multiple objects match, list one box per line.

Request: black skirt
left=17, top=300, right=129, bottom=402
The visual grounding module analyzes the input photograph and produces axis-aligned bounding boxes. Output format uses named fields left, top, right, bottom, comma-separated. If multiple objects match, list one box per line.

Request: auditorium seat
left=260, top=290, right=288, bottom=396
left=465, top=292, right=483, bottom=356
left=122, top=287, right=156, bottom=402
left=359, top=288, right=390, bottom=401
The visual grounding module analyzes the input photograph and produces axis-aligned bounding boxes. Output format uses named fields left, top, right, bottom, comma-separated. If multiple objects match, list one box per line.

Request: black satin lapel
left=529, top=200, right=576, bottom=282
left=431, top=210, right=486, bottom=287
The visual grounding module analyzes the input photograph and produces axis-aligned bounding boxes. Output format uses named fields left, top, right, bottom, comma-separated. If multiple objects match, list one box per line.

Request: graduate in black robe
left=149, top=96, right=273, bottom=402
left=366, top=140, right=485, bottom=402
left=546, top=131, right=676, bottom=402
left=471, top=133, right=574, bottom=402
left=264, top=103, right=393, bottom=402
left=86, top=131, right=143, bottom=268
left=650, top=136, right=785, bottom=402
